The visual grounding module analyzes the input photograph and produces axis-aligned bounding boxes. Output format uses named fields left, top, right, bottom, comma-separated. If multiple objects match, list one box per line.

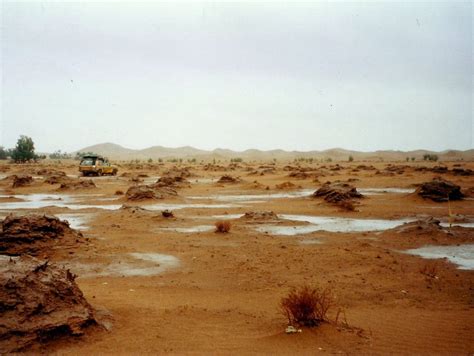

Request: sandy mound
left=416, top=178, right=464, bottom=202
left=155, top=176, right=190, bottom=188
left=217, top=175, right=242, bottom=184
left=44, top=175, right=72, bottom=185
left=0, top=214, right=83, bottom=256
left=125, top=185, right=177, bottom=201
left=12, top=175, right=34, bottom=188
left=37, top=169, right=67, bottom=177
left=162, top=167, right=194, bottom=178
left=0, top=256, right=97, bottom=353
left=313, top=182, right=363, bottom=203
left=58, top=179, right=96, bottom=190
left=240, top=211, right=279, bottom=222
left=390, top=218, right=443, bottom=235
left=452, top=168, right=473, bottom=176
left=275, top=181, right=298, bottom=190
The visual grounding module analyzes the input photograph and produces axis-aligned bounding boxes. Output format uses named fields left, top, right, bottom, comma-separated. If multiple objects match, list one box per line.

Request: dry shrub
left=215, top=220, right=231, bottom=233
left=419, top=261, right=439, bottom=278
left=115, top=190, right=124, bottom=195
left=162, top=209, right=174, bottom=218
left=280, top=285, right=333, bottom=327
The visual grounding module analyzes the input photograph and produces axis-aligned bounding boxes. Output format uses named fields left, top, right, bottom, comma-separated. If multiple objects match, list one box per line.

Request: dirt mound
left=44, top=175, right=72, bottom=185
left=58, top=179, right=96, bottom=190
left=119, top=204, right=152, bottom=214
left=0, top=256, right=97, bottom=353
left=390, top=218, right=443, bottom=235
left=125, top=185, right=177, bottom=201
left=240, top=211, right=279, bottom=221
left=162, top=167, right=194, bottom=178
left=155, top=176, right=190, bottom=188
left=217, top=175, right=242, bottom=184
left=275, top=181, right=298, bottom=190
left=0, top=214, right=83, bottom=256
left=452, top=168, right=473, bottom=176
left=12, top=175, right=34, bottom=188
left=37, top=169, right=66, bottom=177
left=313, top=182, right=363, bottom=203
left=416, top=178, right=464, bottom=202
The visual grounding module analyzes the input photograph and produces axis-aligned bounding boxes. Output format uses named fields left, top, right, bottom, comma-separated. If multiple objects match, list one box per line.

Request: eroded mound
left=417, top=178, right=464, bottom=202
left=12, top=175, right=34, bottom=188
left=125, top=185, right=177, bottom=201
left=217, top=175, right=241, bottom=184
left=58, top=179, right=96, bottom=190
left=241, top=211, right=279, bottom=221
left=0, top=214, right=83, bottom=256
left=155, top=175, right=190, bottom=188
left=275, top=181, right=298, bottom=190
left=313, top=182, right=363, bottom=203
left=390, top=218, right=443, bottom=235
left=0, top=256, right=97, bottom=353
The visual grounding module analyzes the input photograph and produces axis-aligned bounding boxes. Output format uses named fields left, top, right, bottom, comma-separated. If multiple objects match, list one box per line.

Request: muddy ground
left=0, top=160, right=473, bottom=354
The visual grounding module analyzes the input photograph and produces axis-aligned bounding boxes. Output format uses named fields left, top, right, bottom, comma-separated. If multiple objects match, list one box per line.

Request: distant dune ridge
left=75, top=143, right=474, bottom=161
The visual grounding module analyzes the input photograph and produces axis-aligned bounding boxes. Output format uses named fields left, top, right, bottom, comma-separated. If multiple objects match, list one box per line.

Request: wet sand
left=0, top=160, right=473, bottom=354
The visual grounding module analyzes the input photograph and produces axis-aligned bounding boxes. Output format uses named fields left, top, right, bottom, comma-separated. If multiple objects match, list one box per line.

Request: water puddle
left=55, top=213, right=94, bottom=230
left=358, top=188, right=415, bottom=195
left=145, top=202, right=241, bottom=211
left=187, top=189, right=314, bottom=203
left=157, top=225, right=215, bottom=233
left=0, top=193, right=122, bottom=211
left=279, top=215, right=414, bottom=233
left=67, top=252, right=180, bottom=278
left=255, top=224, right=324, bottom=236
left=209, top=214, right=245, bottom=220
left=405, top=244, right=474, bottom=270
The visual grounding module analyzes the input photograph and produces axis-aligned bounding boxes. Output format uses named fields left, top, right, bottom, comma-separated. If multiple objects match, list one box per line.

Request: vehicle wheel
left=112, top=169, right=117, bottom=176
left=97, top=170, right=103, bottom=176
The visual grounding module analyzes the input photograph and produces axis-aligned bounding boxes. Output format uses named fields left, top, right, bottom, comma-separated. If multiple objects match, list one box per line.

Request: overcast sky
left=1, top=1, right=472, bottom=153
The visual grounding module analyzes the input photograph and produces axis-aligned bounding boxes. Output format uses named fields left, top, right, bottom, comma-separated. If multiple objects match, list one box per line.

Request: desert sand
left=0, top=159, right=473, bottom=354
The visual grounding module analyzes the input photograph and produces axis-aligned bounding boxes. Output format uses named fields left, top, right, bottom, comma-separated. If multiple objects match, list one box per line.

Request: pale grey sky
left=1, top=1, right=472, bottom=153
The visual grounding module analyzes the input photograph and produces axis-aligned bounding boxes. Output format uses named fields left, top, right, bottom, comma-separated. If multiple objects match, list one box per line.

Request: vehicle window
left=80, top=158, right=95, bottom=166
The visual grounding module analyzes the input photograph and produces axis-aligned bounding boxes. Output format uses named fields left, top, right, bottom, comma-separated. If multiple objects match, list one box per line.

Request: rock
left=313, top=182, right=363, bottom=203
left=58, top=179, right=96, bottom=190
left=0, top=255, right=97, bottom=353
left=12, top=175, right=33, bottom=188
left=217, top=175, right=241, bottom=184
left=0, top=214, right=84, bottom=256
left=162, top=210, right=174, bottom=218
left=417, top=178, right=464, bottom=202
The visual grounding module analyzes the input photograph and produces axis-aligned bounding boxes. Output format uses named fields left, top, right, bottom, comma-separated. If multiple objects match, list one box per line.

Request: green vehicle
left=79, top=155, right=118, bottom=176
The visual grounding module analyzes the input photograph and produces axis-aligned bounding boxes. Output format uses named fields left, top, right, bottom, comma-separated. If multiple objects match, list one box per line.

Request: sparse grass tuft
left=280, top=285, right=333, bottom=327
left=215, top=220, right=231, bottom=233
left=419, top=261, right=439, bottom=279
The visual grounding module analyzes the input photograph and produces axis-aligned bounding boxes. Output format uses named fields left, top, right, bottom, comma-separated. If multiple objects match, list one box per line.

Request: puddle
left=0, top=194, right=122, bottom=211
left=209, top=214, right=245, bottom=220
left=194, top=178, right=218, bottom=184
left=255, top=224, right=324, bottom=236
left=145, top=203, right=241, bottom=211
left=359, top=188, right=415, bottom=195
left=66, top=252, right=180, bottom=278
left=55, top=213, right=93, bottom=230
left=157, top=225, right=215, bottom=233
left=187, top=189, right=314, bottom=203
left=440, top=222, right=474, bottom=228
left=299, top=239, right=324, bottom=245
left=279, top=215, right=414, bottom=233
left=405, top=244, right=474, bottom=270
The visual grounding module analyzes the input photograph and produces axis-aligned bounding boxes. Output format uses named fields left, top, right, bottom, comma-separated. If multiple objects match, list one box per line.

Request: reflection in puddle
left=405, top=244, right=474, bottom=270
left=67, top=252, right=180, bottom=278
left=0, top=194, right=121, bottom=211
left=158, top=225, right=214, bottom=233
left=359, top=188, right=415, bottom=195
left=55, top=213, right=93, bottom=230
left=146, top=203, right=241, bottom=211
left=188, top=189, right=314, bottom=203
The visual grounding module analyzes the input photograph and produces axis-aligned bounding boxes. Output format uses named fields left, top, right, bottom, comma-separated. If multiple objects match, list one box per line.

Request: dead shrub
left=419, top=261, right=439, bottom=279
left=215, top=220, right=231, bottom=233
left=280, top=285, right=333, bottom=327
left=115, top=190, right=124, bottom=195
